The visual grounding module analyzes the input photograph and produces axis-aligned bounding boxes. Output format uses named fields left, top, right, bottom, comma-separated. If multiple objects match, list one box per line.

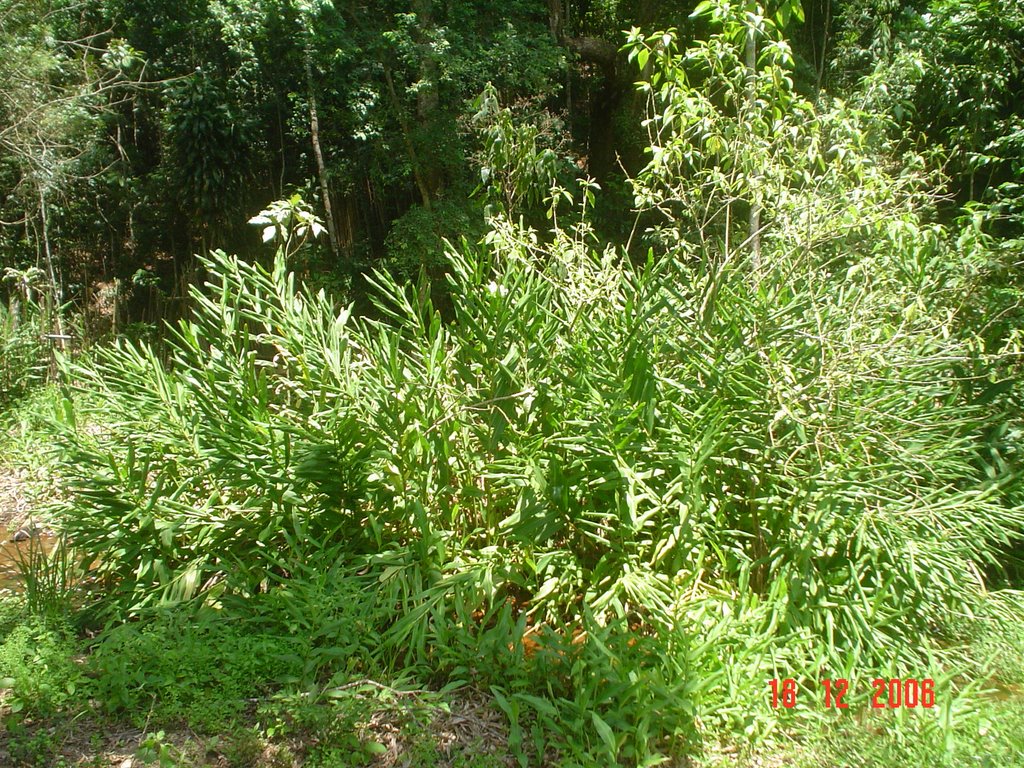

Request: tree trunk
left=548, top=0, right=563, bottom=40
left=814, top=0, right=832, bottom=92
left=304, top=47, right=342, bottom=259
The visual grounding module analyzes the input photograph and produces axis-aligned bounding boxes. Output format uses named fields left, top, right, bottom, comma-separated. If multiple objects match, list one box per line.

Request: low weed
left=135, top=730, right=179, bottom=768
left=0, top=602, right=85, bottom=719
left=225, top=537, right=391, bottom=691
left=257, top=681, right=465, bottom=768
left=87, top=612, right=292, bottom=732
left=259, top=690, right=365, bottom=767
left=0, top=384, right=59, bottom=460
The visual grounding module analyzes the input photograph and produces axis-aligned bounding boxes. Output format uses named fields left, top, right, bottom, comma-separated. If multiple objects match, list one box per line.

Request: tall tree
left=295, top=0, right=342, bottom=259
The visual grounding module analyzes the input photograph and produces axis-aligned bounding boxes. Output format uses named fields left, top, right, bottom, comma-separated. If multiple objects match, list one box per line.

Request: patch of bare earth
left=355, top=686, right=515, bottom=767
left=0, top=462, right=32, bottom=530
left=0, top=717, right=154, bottom=768
left=0, top=688, right=518, bottom=768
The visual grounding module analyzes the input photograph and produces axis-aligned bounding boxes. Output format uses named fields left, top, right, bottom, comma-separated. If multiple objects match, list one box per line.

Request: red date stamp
left=769, top=678, right=936, bottom=709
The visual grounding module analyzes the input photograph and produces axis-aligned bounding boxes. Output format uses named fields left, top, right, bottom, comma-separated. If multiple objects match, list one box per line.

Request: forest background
left=2, top=0, right=1017, bottom=336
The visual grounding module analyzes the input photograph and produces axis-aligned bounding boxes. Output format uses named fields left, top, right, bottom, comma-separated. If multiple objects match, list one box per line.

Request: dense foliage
left=2, top=0, right=1022, bottom=332
left=2, top=0, right=1024, bottom=766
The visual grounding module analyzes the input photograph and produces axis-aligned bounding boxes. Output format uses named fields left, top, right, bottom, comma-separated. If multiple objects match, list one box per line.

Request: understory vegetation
left=2, top=0, right=1024, bottom=766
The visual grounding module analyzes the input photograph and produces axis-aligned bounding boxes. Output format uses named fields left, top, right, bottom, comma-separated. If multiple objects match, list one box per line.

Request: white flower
left=486, top=281, right=508, bottom=297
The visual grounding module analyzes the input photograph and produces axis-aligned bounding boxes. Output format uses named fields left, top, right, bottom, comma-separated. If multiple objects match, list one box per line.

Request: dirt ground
left=0, top=461, right=32, bottom=529
left=0, top=687, right=519, bottom=768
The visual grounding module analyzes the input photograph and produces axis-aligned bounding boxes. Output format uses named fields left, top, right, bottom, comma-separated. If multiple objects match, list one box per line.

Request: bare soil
left=0, top=461, right=31, bottom=528
left=0, top=688, right=517, bottom=768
